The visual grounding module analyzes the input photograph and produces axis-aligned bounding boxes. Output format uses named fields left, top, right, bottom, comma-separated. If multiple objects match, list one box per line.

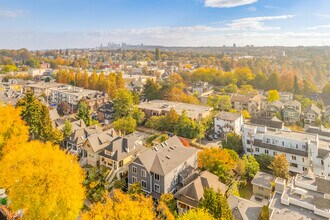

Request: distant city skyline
left=1, top=0, right=330, bottom=49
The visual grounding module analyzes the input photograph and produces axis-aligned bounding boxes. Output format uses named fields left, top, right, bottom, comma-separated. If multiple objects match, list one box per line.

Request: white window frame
left=141, top=169, right=146, bottom=178
left=141, top=180, right=147, bottom=189
left=154, top=173, right=160, bottom=181
left=154, top=184, right=160, bottom=193
left=132, top=166, right=137, bottom=174
left=132, top=176, right=137, bottom=183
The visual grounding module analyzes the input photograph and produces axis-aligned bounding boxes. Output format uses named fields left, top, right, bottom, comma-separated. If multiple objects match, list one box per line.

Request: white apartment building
left=242, top=124, right=330, bottom=177
left=214, top=111, right=243, bottom=134
left=49, top=85, right=99, bottom=106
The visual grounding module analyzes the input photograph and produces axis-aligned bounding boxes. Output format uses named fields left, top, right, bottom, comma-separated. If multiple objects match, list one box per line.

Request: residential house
left=214, top=111, right=243, bottom=135
left=248, top=94, right=268, bottom=116
left=227, top=195, right=263, bottom=220
left=56, top=119, right=86, bottom=132
left=25, top=82, right=64, bottom=97
left=304, top=104, right=321, bottom=124
left=82, top=128, right=118, bottom=166
left=138, top=100, right=213, bottom=120
left=230, top=94, right=251, bottom=112
left=269, top=172, right=330, bottom=220
left=128, top=136, right=199, bottom=200
left=264, top=100, right=283, bottom=118
left=242, top=124, right=330, bottom=177
left=174, top=171, right=228, bottom=213
left=85, top=92, right=109, bottom=112
left=99, top=132, right=146, bottom=179
left=251, top=171, right=275, bottom=199
left=282, top=100, right=301, bottom=124
left=323, top=106, right=330, bottom=123
left=251, top=116, right=284, bottom=129
left=64, top=125, right=103, bottom=155
left=97, top=102, right=114, bottom=124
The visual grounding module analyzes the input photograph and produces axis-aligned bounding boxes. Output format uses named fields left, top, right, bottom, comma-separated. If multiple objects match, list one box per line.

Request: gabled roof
left=304, top=104, right=321, bottom=115
left=86, top=128, right=118, bottom=152
left=284, top=100, right=301, bottom=108
left=230, top=94, right=252, bottom=104
left=227, top=195, right=262, bottom=220
left=100, top=132, right=146, bottom=162
left=66, top=125, right=103, bottom=145
left=268, top=100, right=284, bottom=109
left=174, top=171, right=228, bottom=207
left=133, top=136, right=199, bottom=176
left=215, top=111, right=242, bottom=121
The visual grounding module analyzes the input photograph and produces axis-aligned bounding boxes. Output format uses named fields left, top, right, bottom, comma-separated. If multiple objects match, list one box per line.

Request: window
left=255, top=147, right=259, bottom=152
left=141, top=180, right=147, bottom=189
left=292, top=156, right=296, bottom=160
left=321, top=160, right=324, bottom=165
left=154, top=174, right=160, bottom=181
left=141, top=170, right=146, bottom=178
left=282, top=141, right=284, bottom=147
left=265, top=149, right=269, bottom=154
left=154, top=184, right=160, bottom=193
left=132, top=176, right=137, bottom=183
left=296, top=144, right=298, bottom=149
left=132, top=166, right=137, bottom=174
left=302, top=158, right=305, bottom=163
left=247, top=140, right=251, bottom=144
left=119, top=160, right=123, bottom=167
left=273, top=151, right=277, bottom=156
left=303, top=167, right=307, bottom=171
left=258, top=187, right=264, bottom=191
left=290, top=163, right=298, bottom=168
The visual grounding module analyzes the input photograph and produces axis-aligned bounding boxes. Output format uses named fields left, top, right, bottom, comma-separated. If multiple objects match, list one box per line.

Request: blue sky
left=1, top=0, right=330, bottom=49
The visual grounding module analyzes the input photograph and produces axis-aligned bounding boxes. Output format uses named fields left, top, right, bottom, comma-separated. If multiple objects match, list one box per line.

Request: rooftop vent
left=154, top=147, right=158, bottom=151
left=166, top=156, right=171, bottom=159
left=170, top=146, right=174, bottom=150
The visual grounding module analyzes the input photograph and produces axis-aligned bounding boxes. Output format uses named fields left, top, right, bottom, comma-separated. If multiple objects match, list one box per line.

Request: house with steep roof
left=248, top=94, right=268, bottom=116
left=99, top=132, right=146, bottom=179
left=174, top=171, right=228, bottom=213
left=227, top=195, right=263, bottom=220
left=56, top=119, right=86, bottom=132
left=128, top=136, right=199, bottom=200
left=264, top=100, right=283, bottom=118
left=64, top=125, right=103, bottom=155
left=82, top=128, right=118, bottom=166
left=282, top=100, right=301, bottom=124
left=304, top=104, right=321, bottom=124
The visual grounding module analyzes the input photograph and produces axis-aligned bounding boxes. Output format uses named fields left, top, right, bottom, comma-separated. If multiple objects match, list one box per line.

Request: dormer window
left=105, top=150, right=112, bottom=156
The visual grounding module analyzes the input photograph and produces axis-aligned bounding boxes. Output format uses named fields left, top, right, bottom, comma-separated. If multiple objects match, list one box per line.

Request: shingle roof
left=215, top=111, right=242, bottom=121
left=86, top=128, right=118, bottom=152
left=304, top=104, right=321, bottom=115
left=230, top=94, right=252, bottom=103
left=227, top=195, right=262, bottom=220
left=174, top=171, right=228, bottom=207
left=315, top=177, right=330, bottom=194
left=133, top=136, right=199, bottom=176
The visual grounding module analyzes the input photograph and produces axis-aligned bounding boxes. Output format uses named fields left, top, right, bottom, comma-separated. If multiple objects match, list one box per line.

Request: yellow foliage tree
left=0, top=105, right=29, bottom=156
left=0, top=141, right=85, bottom=219
left=177, top=208, right=215, bottom=220
left=82, top=190, right=155, bottom=220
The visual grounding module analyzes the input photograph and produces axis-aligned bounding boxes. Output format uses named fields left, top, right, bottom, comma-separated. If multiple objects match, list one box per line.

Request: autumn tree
left=235, top=67, right=254, bottom=86
left=270, top=154, right=289, bottom=180
left=82, top=190, right=155, bottom=220
left=157, top=193, right=177, bottom=220
left=199, top=188, right=233, bottom=220
left=113, top=89, right=134, bottom=119
left=177, top=208, right=215, bottom=220
left=84, top=166, right=110, bottom=203
left=259, top=205, right=270, bottom=220
left=208, top=95, right=232, bottom=111
left=252, top=72, right=267, bottom=89
left=131, top=106, right=145, bottom=125
left=0, top=105, right=29, bottom=157
left=155, top=48, right=161, bottom=61
left=255, top=154, right=274, bottom=173
left=267, top=90, right=280, bottom=102
left=112, top=116, right=137, bottom=135
left=198, top=148, right=237, bottom=182
left=0, top=141, right=85, bottom=219
left=322, top=80, right=330, bottom=95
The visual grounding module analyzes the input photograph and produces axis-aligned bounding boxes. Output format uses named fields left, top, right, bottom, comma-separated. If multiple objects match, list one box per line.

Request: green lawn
left=239, top=181, right=253, bottom=199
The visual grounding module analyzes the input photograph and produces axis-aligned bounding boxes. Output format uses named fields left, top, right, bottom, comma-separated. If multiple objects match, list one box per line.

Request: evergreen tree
left=62, top=119, right=73, bottom=138
left=143, top=79, right=161, bottom=100
left=264, top=72, right=280, bottom=91
left=76, top=100, right=91, bottom=126
left=155, top=48, right=161, bottom=61
left=174, top=111, right=200, bottom=139
left=293, top=75, right=301, bottom=94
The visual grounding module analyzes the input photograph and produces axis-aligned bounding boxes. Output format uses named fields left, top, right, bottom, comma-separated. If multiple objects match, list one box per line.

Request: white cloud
left=305, top=25, right=330, bottom=30
left=228, top=15, right=294, bottom=30
left=205, top=0, right=257, bottom=8
left=0, top=9, right=24, bottom=18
